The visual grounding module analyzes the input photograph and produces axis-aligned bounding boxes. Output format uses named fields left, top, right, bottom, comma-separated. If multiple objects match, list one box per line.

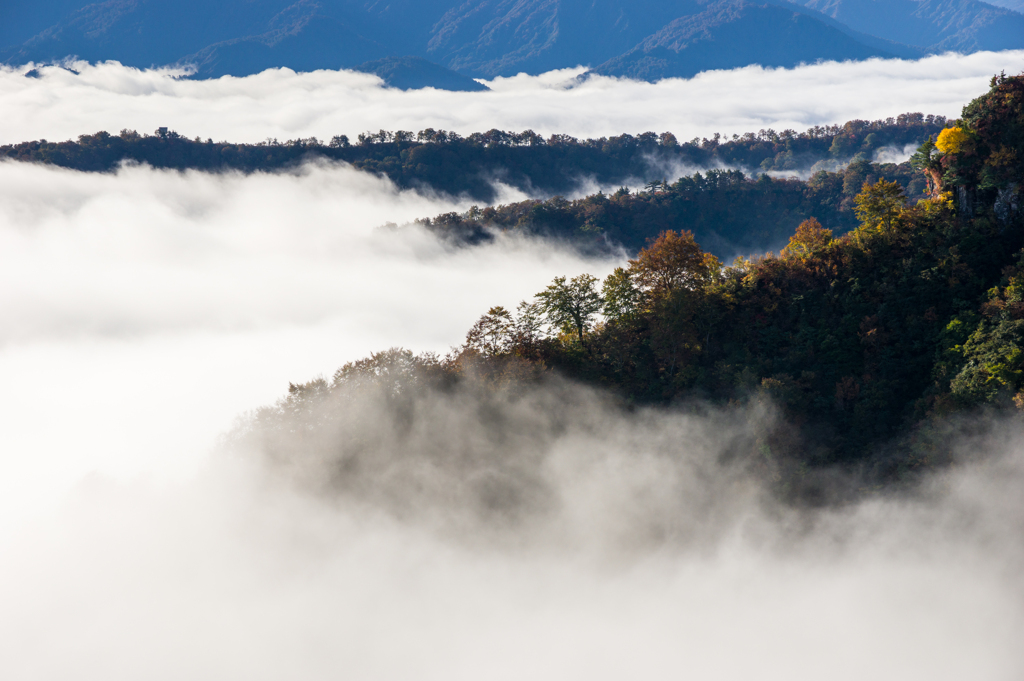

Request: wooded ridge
left=247, top=73, right=1024, bottom=500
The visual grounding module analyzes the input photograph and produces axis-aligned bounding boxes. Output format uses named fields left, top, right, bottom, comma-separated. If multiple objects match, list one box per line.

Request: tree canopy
left=239, top=74, right=1024, bottom=497
left=2, top=114, right=945, bottom=204
left=534, top=275, right=603, bottom=345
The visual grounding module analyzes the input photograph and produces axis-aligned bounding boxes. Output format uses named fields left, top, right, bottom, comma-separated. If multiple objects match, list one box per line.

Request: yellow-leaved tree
left=854, top=179, right=906, bottom=238
left=936, top=126, right=968, bottom=154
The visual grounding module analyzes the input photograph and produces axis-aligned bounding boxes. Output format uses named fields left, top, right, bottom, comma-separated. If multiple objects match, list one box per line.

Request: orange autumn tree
left=628, top=230, right=721, bottom=301
left=626, top=230, right=724, bottom=385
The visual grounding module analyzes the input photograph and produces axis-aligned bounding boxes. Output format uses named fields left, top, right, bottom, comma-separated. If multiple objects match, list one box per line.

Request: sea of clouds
left=0, top=159, right=614, bottom=524
left=2, top=50, right=1023, bottom=145
left=2, top=52, right=1024, bottom=680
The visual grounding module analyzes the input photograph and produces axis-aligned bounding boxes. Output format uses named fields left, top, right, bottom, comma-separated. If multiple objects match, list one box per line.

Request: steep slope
left=0, top=0, right=454, bottom=68
left=340, top=0, right=457, bottom=53
left=427, top=0, right=920, bottom=78
left=1, top=0, right=475, bottom=89
left=3, top=0, right=293, bottom=67
left=178, top=8, right=391, bottom=78
left=591, top=1, right=895, bottom=81
left=3, top=0, right=1020, bottom=85
left=796, top=0, right=1024, bottom=51
left=426, top=0, right=694, bottom=77
left=351, top=56, right=489, bottom=91
left=984, top=0, right=1024, bottom=11
left=1, top=0, right=88, bottom=50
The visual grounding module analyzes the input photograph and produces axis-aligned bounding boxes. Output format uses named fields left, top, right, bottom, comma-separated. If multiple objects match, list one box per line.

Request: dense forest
left=411, top=161, right=921, bottom=257
left=1, top=113, right=944, bottom=203
left=242, top=73, right=1024, bottom=499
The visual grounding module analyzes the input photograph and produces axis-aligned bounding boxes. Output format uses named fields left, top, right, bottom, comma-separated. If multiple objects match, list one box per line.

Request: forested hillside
left=246, top=73, right=1024, bottom=497
left=1, top=112, right=944, bottom=206
left=413, top=161, right=920, bottom=257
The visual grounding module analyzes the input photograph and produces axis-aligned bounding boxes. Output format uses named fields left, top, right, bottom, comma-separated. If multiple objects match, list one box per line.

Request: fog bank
left=2, top=50, right=1023, bottom=145
left=0, top=159, right=617, bottom=528
left=1, top=373, right=1022, bottom=680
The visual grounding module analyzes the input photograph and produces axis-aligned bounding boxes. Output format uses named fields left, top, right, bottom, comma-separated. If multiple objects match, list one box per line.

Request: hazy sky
left=2, top=50, right=1023, bottom=145
left=2, top=53, right=1023, bottom=680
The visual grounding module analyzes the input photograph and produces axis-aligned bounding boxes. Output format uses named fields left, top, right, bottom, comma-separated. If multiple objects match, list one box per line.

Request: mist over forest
left=2, top=47, right=1024, bottom=680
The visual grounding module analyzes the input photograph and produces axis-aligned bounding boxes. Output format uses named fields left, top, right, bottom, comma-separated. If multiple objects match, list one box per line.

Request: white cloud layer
left=0, top=158, right=1021, bottom=680
left=2, top=54, right=1024, bottom=679
left=0, top=159, right=617, bottom=526
left=1, top=379, right=1023, bottom=680
left=2, top=50, right=1023, bottom=145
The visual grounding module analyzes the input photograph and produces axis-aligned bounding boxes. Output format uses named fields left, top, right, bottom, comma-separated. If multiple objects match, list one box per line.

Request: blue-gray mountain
left=2, top=0, right=1022, bottom=88
left=987, top=0, right=1024, bottom=11
left=796, top=0, right=1024, bottom=51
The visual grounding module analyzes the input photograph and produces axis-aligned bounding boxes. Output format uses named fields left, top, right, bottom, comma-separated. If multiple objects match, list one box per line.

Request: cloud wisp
left=2, top=51, right=1023, bottom=146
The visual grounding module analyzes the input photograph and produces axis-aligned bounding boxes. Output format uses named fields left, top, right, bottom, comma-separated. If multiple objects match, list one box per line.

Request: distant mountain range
left=988, top=0, right=1024, bottom=11
left=3, top=0, right=1023, bottom=90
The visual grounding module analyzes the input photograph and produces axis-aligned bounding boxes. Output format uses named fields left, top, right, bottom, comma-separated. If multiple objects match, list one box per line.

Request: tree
left=910, top=138, right=944, bottom=197
left=464, top=301, right=546, bottom=357
left=843, top=158, right=873, bottom=196
left=782, top=217, right=833, bottom=259
left=465, top=306, right=513, bottom=356
left=509, top=301, right=545, bottom=355
left=602, top=267, right=640, bottom=320
left=628, top=230, right=720, bottom=300
left=535, top=274, right=603, bottom=345
left=854, top=179, right=905, bottom=234
left=935, top=127, right=968, bottom=154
